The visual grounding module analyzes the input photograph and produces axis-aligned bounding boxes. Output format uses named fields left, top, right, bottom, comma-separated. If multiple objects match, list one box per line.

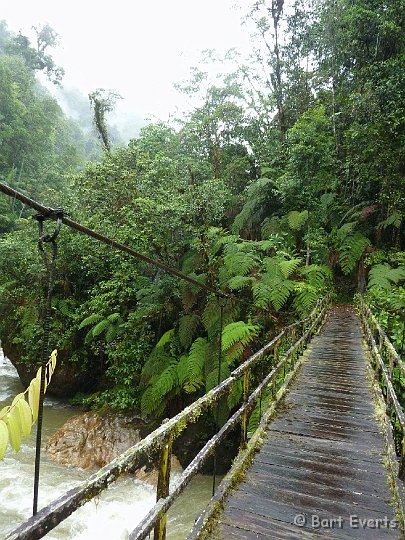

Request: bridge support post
left=399, top=436, right=405, bottom=481
left=154, top=431, right=173, bottom=540
left=290, top=328, right=297, bottom=369
left=240, top=369, right=251, bottom=449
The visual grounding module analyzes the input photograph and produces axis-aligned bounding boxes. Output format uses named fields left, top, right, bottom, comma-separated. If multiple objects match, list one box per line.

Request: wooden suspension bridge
left=4, top=296, right=405, bottom=540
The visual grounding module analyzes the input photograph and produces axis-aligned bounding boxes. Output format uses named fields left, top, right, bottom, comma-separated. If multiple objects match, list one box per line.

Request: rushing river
left=0, top=349, right=213, bottom=539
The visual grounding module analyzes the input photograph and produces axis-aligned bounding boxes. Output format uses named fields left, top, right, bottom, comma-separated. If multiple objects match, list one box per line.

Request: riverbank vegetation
left=0, top=0, right=403, bottom=424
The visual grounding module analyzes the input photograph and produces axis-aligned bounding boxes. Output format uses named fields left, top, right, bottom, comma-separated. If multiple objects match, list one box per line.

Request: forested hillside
left=0, top=0, right=403, bottom=424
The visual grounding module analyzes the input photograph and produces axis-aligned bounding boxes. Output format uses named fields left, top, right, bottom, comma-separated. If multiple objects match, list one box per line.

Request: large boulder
left=46, top=412, right=144, bottom=469
left=45, top=411, right=182, bottom=484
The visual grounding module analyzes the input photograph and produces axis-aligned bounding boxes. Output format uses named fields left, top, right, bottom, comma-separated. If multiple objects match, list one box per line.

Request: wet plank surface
left=208, top=306, right=401, bottom=539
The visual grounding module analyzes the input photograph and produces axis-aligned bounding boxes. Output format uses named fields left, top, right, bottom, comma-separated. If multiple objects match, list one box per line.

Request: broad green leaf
left=15, top=399, right=33, bottom=439
left=29, top=378, right=40, bottom=422
left=5, top=407, right=21, bottom=452
left=0, top=421, right=8, bottom=460
left=156, top=328, right=174, bottom=348
left=92, top=319, right=110, bottom=337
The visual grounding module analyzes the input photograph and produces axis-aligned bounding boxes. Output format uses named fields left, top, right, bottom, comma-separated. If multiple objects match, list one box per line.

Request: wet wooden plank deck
left=208, top=306, right=401, bottom=539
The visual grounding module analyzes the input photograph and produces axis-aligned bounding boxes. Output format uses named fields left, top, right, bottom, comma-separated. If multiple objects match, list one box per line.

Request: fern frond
left=336, top=222, right=357, bottom=241
left=294, top=284, right=319, bottom=317
left=222, top=322, right=258, bottom=355
left=256, top=240, right=277, bottom=252
left=255, top=274, right=295, bottom=311
left=388, top=288, right=405, bottom=310
left=140, top=350, right=174, bottom=384
left=227, top=380, right=243, bottom=410
left=205, top=363, right=231, bottom=393
left=183, top=337, right=208, bottom=393
left=261, top=216, right=282, bottom=239
left=252, top=282, right=273, bottom=309
left=107, top=313, right=121, bottom=323
left=368, top=264, right=405, bottom=291
left=287, top=210, right=308, bottom=230
left=232, top=198, right=260, bottom=234
left=212, top=233, right=241, bottom=255
left=269, top=278, right=295, bottom=311
left=377, top=211, right=402, bottom=230
left=262, top=256, right=280, bottom=275
left=140, top=386, right=158, bottom=416
left=279, top=258, right=302, bottom=279
left=105, top=325, right=118, bottom=343
left=339, top=233, right=370, bottom=275
left=202, top=300, right=221, bottom=338
left=224, top=251, right=260, bottom=277
left=176, top=355, right=190, bottom=387
left=142, top=360, right=180, bottom=415
left=228, top=275, right=254, bottom=291
left=79, top=313, right=102, bottom=329
left=178, top=314, right=200, bottom=349
left=299, top=264, right=332, bottom=288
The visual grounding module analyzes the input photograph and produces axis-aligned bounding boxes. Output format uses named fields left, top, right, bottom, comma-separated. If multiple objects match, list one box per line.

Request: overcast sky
left=3, top=0, right=253, bottom=122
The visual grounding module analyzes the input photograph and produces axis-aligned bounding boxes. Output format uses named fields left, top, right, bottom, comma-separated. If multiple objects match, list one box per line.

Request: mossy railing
left=6, top=296, right=330, bottom=540
left=358, top=295, right=405, bottom=479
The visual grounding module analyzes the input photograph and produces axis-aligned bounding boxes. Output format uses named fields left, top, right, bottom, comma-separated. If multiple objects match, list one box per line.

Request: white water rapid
left=0, top=349, right=213, bottom=539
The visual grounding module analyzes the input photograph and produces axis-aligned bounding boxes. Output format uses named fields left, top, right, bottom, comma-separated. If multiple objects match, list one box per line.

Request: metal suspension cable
left=0, top=182, right=271, bottom=315
left=0, top=181, right=225, bottom=297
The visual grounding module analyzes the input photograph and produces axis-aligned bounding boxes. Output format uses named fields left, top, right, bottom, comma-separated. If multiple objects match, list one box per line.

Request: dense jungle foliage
left=0, top=0, right=403, bottom=423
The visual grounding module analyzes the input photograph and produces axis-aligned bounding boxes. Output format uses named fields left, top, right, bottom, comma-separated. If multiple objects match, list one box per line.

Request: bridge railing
left=358, top=295, right=405, bottom=479
left=6, top=296, right=330, bottom=540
